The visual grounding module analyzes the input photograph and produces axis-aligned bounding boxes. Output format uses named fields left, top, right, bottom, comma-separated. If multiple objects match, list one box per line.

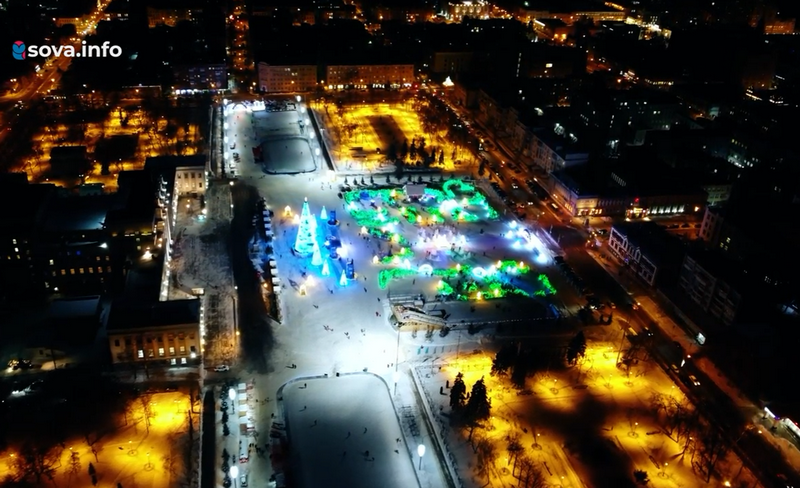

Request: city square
left=2, top=3, right=800, bottom=488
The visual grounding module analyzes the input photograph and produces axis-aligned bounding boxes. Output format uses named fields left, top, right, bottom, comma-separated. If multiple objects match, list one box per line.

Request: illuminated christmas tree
left=311, top=242, right=323, bottom=266
left=339, top=270, right=348, bottom=286
left=294, top=197, right=318, bottom=256
left=320, top=205, right=328, bottom=221
left=321, top=259, right=331, bottom=276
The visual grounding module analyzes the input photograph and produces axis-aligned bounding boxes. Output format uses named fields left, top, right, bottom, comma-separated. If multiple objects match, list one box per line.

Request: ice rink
left=282, top=374, right=419, bottom=488
left=253, top=110, right=317, bottom=174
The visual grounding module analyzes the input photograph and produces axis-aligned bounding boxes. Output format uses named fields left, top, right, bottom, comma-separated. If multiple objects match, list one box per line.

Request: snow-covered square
left=281, top=374, right=419, bottom=488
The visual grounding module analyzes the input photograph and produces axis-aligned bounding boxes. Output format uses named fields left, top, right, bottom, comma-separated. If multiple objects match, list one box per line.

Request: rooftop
left=612, top=221, right=686, bottom=266
left=47, top=296, right=102, bottom=321
left=42, top=194, right=115, bottom=233
left=107, top=299, right=200, bottom=331
left=0, top=182, right=56, bottom=229
left=553, top=159, right=706, bottom=199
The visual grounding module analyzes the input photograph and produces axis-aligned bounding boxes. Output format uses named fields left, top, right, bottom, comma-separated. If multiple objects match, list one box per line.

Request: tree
left=633, top=469, right=650, bottom=485
left=474, top=436, right=496, bottom=484
left=516, top=454, right=546, bottom=488
left=697, top=425, right=727, bottom=482
left=400, top=139, right=408, bottom=160
left=510, top=355, right=529, bottom=389
left=449, top=372, right=467, bottom=410
left=490, top=343, right=515, bottom=377
left=465, top=377, right=491, bottom=422
left=566, top=331, right=587, bottom=365
left=139, top=393, right=154, bottom=433
left=506, top=434, right=523, bottom=473
left=12, top=442, right=63, bottom=484
left=409, top=141, right=417, bottom=160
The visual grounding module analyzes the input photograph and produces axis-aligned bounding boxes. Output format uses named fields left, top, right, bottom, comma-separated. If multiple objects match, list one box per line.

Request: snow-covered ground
left=168, top=182, right=236, bottom=364
left=218, top=103, right=567, bottom=488
left=262, top=137, right=315, bottom=174
left=282, top=374, right=419, bottom=488
left=226, top=107, right=318, bottom=174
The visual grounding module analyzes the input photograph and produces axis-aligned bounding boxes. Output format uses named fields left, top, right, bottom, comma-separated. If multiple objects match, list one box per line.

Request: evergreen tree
left=450, top=372, right=467, bottom=410
left=465, top=377, right=491, bottom=422
left=491, top=343, right=515, bottom=376
left=566, top=331, right=587, bottom=365
left=510, top=355, right=529, bottom=388
left=400, top=139, right=408, bottom=159
left=439, top=150, right=445, bottom=166
left=409, top=141, right=417, bottom=160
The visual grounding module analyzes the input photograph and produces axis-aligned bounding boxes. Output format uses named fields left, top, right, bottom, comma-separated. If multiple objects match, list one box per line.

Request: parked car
left=688, top=374, right=700, bottom=386
left=214, top=365, right=230, bottom=372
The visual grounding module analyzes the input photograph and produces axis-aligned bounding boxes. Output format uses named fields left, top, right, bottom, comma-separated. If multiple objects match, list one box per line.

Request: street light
left=228, top=388, right=235, bottom=413
left=230, top=465, right=239, bottom=488
left=417, top=444, right=425, bottom=470
left=393, top=370, right=400, bottom=396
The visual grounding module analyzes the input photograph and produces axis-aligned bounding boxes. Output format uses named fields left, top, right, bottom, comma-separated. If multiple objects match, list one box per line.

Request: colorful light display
left=294, top=197, right=318, bottom=256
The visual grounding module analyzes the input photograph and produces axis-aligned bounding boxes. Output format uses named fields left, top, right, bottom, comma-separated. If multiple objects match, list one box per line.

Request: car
left=229, top=143, right=236, bottom=150
left=688, top=374, right=700, bottom=386
left=669, top=364, right=680, bottom=374
left=511, top=179, right=520, bottom=189
left=214, top=365, right=230, bottom=372
left=241, top=472, right=248, bottom=487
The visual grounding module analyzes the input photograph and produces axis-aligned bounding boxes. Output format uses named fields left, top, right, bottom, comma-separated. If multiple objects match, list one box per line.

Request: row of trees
left=448, top=373, right=546, bottom=487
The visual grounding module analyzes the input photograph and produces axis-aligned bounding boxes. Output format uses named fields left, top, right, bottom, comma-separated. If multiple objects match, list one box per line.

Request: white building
left=257, top=62, right=318, bottom=93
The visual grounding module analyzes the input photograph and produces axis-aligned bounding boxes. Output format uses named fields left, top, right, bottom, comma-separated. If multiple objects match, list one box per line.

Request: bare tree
left=506, top=434, right=523, bottom=475
left=139, top=393, right=154, bottom=433
left=474, top=436, right=496, bottom=485
left=12, top=442, right=64, bottom=484
left=516, top=454, right=546, bottom=488
left=696, top=425, right=727, bottom=482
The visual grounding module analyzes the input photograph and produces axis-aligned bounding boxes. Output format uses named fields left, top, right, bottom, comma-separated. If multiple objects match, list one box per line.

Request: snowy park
left=281, top=374, right=419, bottom=488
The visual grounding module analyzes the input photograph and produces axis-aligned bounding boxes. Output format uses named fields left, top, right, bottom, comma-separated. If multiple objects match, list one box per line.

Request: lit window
left=137, top=350, right=144, bottom=358
left=49, top=259, right=54, bottom=265
left=158, top=347, right=165, bottom=357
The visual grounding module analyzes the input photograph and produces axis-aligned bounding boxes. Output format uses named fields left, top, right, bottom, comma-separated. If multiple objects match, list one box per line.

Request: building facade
left=175, top=165, right=208, bottom=196
left=608, top=222, right=684, bottom=286
left=325, top=64, right=415, bottom=89
left=172, top=64, right=227, bottom=92
left=678, top=253, right=742, bottom=326
left=446, top=1, right=490, bottom=22
left=257, top=63, right=318, bottom=93
left=107, top=299, right=203, bottom=366
left=430, top=52, right=474, bottom=74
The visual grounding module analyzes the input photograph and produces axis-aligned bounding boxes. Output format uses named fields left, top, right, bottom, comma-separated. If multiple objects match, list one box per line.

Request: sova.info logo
left=12, top=41, right=25, bottom=60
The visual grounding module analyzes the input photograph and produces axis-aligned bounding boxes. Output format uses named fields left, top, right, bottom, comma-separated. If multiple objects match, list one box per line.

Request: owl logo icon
left=12, top=41, right=26, bottom=60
